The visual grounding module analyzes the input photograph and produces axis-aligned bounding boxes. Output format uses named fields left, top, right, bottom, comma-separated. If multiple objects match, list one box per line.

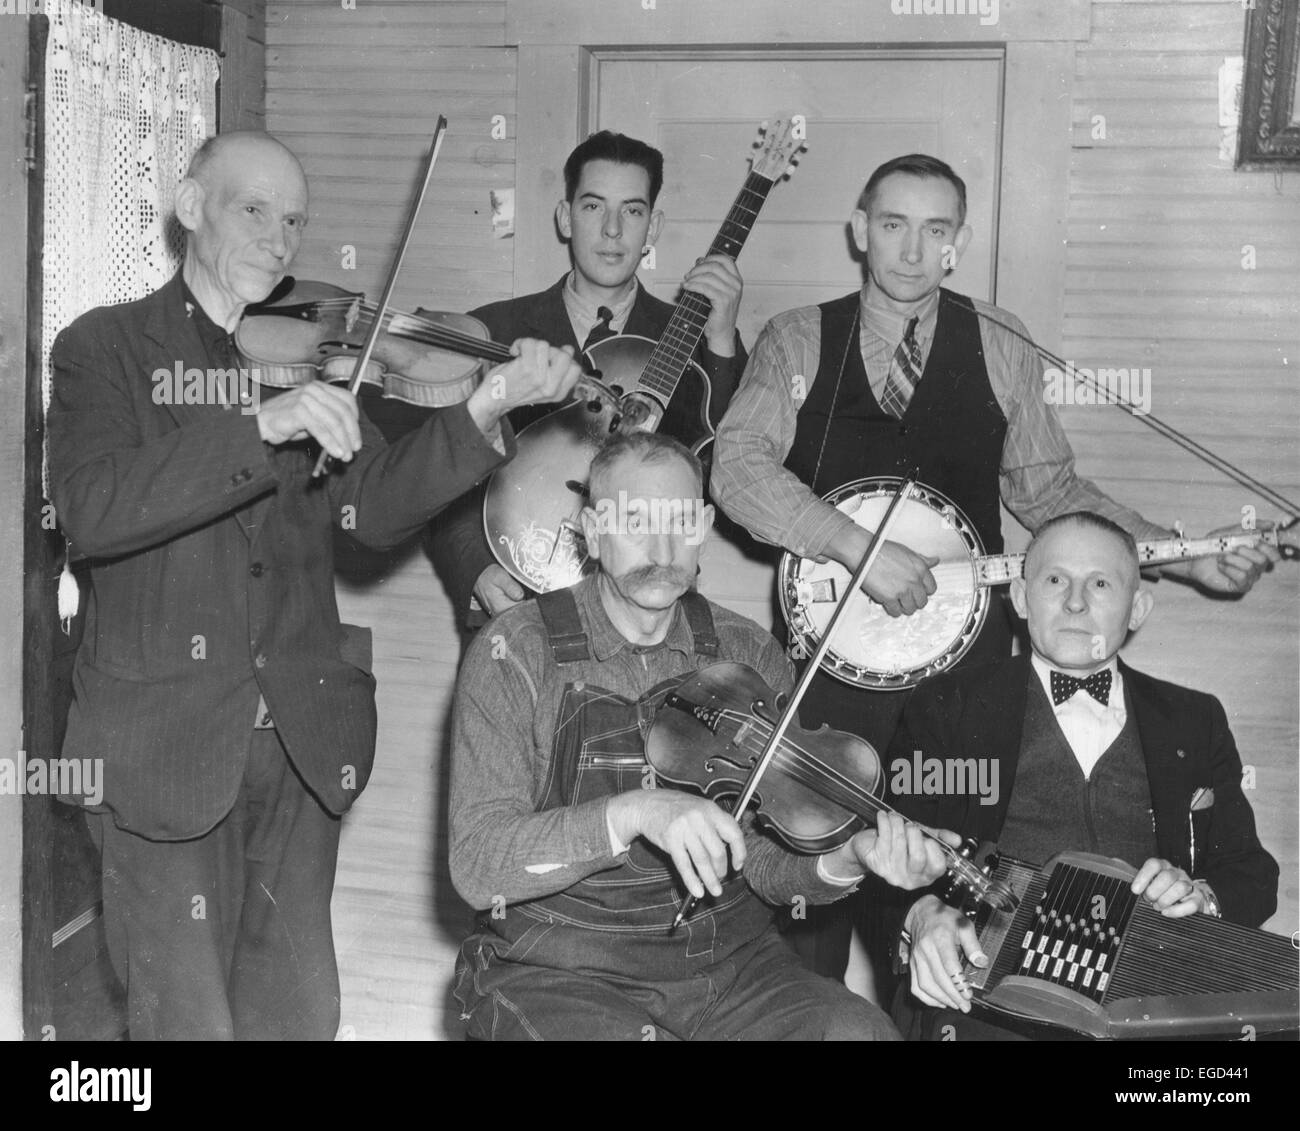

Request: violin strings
left=713, top=708, right=965, bottom=863
left=971, top=308, right=1300, bottom=518
left=283, top=297, right=515, bottom=361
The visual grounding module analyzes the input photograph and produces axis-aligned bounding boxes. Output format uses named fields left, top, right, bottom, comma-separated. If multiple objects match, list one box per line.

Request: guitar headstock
left=751, top=116, right=807, bottom=183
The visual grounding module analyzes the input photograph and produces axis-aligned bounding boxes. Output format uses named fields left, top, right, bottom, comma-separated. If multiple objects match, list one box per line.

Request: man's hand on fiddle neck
left=466, top=338, right=583, bottom=437
left=819, top=811, right=956, bottom=890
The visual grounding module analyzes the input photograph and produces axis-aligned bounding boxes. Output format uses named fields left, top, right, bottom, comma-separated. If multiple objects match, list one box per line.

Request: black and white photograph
left=0, top=0, right=1296, bottom=1080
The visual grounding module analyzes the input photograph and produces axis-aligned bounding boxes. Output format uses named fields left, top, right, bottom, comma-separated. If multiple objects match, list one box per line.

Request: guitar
left=482, top=117, right=806, bottom=593
left=780, top=476, right=1299, bottom=691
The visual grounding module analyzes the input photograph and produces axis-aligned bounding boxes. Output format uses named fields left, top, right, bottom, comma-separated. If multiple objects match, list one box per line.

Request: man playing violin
left=888, top=512, right=1279, bottom=1039
left=710, top=152, right=1279, bottom=987
left=449, top=432, right=957, bottom=1040
left=47, top=130, right=584, bottom=1039
left=424, top=130, right=747, bottom=634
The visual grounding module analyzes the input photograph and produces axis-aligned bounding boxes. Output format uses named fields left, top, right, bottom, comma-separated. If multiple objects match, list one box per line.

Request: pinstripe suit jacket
left=47, top=272, right=511, bottom=839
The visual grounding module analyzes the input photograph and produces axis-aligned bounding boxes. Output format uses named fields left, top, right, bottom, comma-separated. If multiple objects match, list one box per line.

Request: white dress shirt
left=1030, top=653, right=1126, bottom=780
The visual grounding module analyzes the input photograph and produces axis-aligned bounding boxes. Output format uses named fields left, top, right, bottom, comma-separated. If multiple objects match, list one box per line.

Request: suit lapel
left=520, top=277, right=581, bottom=353
left=1123, top=660, right=1192, bottom=867
left=144, top=272, right=269, bottom=544
left=965, top=654, right=1033, bottom=840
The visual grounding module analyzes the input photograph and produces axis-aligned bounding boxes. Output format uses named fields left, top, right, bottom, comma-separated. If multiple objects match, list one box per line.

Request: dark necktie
left=582, top=306, right=616, bottom=353
left=1050, top=668, right=1112, bottom=707
left=879, top=315, right=923, bottom=418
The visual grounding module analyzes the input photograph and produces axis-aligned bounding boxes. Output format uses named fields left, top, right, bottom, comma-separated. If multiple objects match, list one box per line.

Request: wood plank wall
left=266, top=0, right=514, bottom=1042
left=1061, top=0, right=1299, bottom=937
left=220, top=0, right=268, bottom=131
left=265, top=0, right=1298, bottom=1040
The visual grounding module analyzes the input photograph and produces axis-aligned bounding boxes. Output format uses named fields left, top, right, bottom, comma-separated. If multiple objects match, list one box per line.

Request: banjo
left=779, top=476, right=1299, bottom=691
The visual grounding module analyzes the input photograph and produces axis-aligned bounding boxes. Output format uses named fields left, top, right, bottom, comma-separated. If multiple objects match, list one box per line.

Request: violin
left=645, top=660, right=1018, bottom=914
left=236, top=276, right=517, bottom=409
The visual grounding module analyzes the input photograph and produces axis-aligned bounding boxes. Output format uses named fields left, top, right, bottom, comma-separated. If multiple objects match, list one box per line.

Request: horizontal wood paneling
left=1062, top=0, right=1298, bottom=937
left=266, top=0, right=511, bottom=1041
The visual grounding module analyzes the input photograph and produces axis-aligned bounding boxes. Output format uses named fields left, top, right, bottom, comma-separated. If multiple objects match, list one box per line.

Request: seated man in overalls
left=449, top=431, right=960, bottom=1040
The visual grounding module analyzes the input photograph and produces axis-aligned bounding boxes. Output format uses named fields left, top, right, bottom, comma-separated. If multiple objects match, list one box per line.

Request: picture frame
left=1237, top=0, right=1300, bottom=169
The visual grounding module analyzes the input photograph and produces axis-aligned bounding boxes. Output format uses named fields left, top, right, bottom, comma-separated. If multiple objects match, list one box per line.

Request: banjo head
left=779, top=477, right=990, bottom=690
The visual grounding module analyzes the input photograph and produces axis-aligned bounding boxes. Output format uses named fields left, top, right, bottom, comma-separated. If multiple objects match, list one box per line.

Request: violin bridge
left=344, top=297, right=361, bottom=334
left=732, top=719, right=752, bottom=749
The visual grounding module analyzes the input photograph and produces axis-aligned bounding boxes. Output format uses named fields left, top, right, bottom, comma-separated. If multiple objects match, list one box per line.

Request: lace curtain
left=40, top=0, right=220, bottom=471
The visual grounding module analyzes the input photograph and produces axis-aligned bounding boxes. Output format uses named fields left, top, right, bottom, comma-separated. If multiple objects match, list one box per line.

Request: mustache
left=617, top=565, right=694, bottom=589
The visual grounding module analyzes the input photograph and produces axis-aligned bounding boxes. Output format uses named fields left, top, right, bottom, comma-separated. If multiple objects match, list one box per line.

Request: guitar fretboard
left=635, top=172, right=776, bottom=403
left=974, top=531, right=1276, bottom=587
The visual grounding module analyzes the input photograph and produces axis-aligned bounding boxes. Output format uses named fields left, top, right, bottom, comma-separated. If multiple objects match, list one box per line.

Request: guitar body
left=483, top=335, right=713, bottom=593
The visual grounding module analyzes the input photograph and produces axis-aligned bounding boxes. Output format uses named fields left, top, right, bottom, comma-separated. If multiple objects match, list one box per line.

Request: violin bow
left=671, top=480, right=917, bottom=930
left=312, top=116, right=450, bottom=478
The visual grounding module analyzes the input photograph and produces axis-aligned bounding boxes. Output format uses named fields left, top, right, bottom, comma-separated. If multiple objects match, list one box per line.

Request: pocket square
left=1189, top=786, right=1215, bottom=811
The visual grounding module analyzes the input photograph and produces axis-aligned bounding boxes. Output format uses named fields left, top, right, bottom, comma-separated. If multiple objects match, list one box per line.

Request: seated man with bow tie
left=885, top=511, right=1279, bottom=1040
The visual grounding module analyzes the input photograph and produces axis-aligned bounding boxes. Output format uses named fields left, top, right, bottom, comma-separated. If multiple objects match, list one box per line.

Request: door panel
left=594, top=51, right=1004, bottom=629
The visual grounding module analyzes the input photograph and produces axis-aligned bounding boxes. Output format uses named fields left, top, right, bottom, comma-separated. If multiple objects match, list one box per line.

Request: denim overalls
left=458, top=587, right=775, bottom=985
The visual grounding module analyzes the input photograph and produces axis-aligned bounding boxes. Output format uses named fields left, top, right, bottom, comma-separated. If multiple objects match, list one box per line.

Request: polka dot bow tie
left=1050, top=668, right=1112, bottom=707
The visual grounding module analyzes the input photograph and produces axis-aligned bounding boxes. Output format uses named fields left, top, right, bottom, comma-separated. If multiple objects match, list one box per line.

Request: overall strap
left=679, top=591, right=719, bottom=658
left=535, top=587, right=590, bottom=663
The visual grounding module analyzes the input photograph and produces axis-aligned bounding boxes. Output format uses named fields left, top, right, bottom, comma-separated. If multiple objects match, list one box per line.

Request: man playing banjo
left=710, top=152, right=1279, bottom=990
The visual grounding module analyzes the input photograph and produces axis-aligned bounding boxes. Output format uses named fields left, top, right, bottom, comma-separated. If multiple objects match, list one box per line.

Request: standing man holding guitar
left=711, top=152, right=1278, bottom=991
left=431, top=130, right=747, bottom=634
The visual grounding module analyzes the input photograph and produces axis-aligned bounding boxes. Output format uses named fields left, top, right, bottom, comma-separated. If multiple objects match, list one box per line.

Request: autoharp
left=961, top=851, right=1299, bottom=1039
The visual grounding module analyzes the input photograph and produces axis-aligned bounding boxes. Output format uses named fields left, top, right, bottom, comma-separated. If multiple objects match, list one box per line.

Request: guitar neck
left=975, top=529, right=1278, bottom=586
left=634, top=172, right=776, bottom=404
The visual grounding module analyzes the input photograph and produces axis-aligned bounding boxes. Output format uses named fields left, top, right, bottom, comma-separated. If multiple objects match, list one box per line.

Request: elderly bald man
left=48, top=131, right=582, bottom=1039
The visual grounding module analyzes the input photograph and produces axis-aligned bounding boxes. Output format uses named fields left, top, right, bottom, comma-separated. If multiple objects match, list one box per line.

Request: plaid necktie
left=879, top=315, right=922, bottom=418
left=1050, top=668, right=1113, bottom=707
left=582, top=305, right=616, bottom=353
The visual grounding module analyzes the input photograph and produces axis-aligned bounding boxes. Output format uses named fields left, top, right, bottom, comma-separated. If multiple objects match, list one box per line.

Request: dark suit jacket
left=431, top=274, right=746, bottom=628
left=47, top=272, right=512, bottom=838
left=886, top=654, right=1278, bottom=928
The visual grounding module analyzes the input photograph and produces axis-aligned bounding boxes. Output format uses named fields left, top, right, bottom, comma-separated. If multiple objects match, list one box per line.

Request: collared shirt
left=182, top=281, right=246, bottom=412
left=711, top=283, right=1172, bottom=562
left=860, top=284, right=940, bottom=406
left=449, top=575, right=862, bottom=911
left=1029, top=652, right=1126, bottom=780
left=562, top=269, right=638, bottom=347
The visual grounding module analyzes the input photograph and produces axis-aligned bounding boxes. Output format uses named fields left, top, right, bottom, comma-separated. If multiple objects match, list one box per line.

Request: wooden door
left=593, top=50, right=1004, bottom=627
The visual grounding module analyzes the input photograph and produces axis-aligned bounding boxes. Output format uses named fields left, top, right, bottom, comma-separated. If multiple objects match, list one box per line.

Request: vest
left=481, top=587, right=775, bottom=978
left=783, top=289, right=1013, bottom=751
left=998, top=673, right=1158, bottom=868
left=784, top=287, right=1008, bottom=554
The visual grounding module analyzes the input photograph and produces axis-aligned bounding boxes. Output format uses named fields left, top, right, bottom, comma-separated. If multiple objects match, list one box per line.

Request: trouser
left=97, top=728, right=343, bottom=1040
left=454, top=925, right=901, bottom=1041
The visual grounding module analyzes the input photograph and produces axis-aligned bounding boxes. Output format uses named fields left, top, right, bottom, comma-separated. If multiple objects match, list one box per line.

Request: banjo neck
left=974, top=525, right=1292, bottom=587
